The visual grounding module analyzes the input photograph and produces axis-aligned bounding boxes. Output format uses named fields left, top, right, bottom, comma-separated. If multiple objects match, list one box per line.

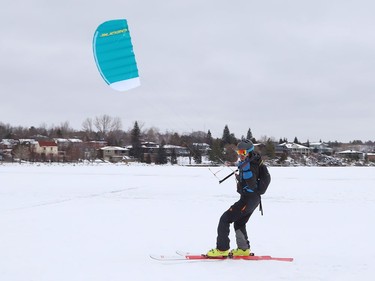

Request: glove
left=235, top=173, right=240, bottom=181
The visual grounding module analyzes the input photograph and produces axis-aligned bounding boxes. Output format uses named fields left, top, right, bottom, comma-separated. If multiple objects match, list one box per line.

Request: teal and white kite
left=93, top=19, right=140, bottom=91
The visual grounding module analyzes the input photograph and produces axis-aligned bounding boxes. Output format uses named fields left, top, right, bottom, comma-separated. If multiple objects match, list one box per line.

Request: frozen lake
left=1, top=164, right=374, bottom=281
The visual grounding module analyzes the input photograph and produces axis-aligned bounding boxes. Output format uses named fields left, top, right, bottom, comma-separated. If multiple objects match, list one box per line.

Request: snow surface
left=1, top=163, right=374, bottom=281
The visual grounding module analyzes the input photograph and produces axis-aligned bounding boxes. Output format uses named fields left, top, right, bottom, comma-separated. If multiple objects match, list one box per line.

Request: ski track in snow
left=2, top=187, right=142, bottom=212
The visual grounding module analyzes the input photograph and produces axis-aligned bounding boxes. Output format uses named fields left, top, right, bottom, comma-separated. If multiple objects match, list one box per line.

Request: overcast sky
left=1, top=0, right=374, bottom=142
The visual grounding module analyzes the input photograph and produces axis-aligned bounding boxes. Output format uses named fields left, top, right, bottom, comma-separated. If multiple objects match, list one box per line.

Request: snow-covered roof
left=0, top=139, right=18, bottom=145
left=279, top=142, right=311, bottom=149
left=54, top=138, right=83, bottom=143
left=68, top=138, right=83, bottom=143
left=309, top=142, right=330, bottom=147
left=164, top=145, right=186, bottom=149
left=338, top=150, right=363, bottom=154
left=54, top=138, right=68, bottom=143
left=19, top=139, right=38, bottom=145
left=193, top=143, right=210, bottom=147
left=100, top=146, right=128, bottom=151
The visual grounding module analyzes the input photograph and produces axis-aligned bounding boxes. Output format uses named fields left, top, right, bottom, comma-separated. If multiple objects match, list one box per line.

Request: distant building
left=337, top=150, right=364, bottom=160
left=98, top=146, right=129, bottom=162
left=366, top=153, right=375, bottom=162
left=53, top=138, right=85, bottom=161
left=19, top=139, right=38, bottom=145
left=0, top=139, right=17, bottom=161
left=164, top=145, right=190, bottom=156
left=276, top=142, right=311, bottom=155
left=192, top=143, right=211, bottom=155
left=35, top=141, right=59, bottom=161
left=309, top=142, right=333, bottom=155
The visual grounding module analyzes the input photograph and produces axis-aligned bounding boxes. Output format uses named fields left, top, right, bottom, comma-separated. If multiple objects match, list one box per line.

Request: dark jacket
left=237, top=152, right=267, bottom=196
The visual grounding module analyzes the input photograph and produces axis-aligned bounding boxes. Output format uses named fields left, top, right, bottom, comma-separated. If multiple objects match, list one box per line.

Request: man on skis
left=207, top=139, right=270, bottom=257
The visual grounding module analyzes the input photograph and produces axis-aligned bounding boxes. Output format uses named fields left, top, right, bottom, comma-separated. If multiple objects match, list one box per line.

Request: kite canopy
left=93, top=19, right=140, bottom=91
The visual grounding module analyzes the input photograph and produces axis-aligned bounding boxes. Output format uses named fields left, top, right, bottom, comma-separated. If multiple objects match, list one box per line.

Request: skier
left=207, top=139, right=270, bottom=257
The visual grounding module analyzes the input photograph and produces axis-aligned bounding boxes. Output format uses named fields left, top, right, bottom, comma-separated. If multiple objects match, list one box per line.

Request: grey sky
left=1, top=0, right=374, bottom=142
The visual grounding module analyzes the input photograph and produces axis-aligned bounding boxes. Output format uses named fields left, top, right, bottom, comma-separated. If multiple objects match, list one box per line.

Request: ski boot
left=230, top=248, right=251, bottom=257
left=206, top=248, right=229, bottom=258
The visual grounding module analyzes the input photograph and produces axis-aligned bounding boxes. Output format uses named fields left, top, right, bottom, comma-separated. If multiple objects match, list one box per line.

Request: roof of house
left=38, top=141, right=58, bottom=147
left=338, top=150, right=363, bottom=154
left=54, top=138, right=83, bottom=143
left=278, top=142, right=311, bottom=149
left=100, top=146, right=128, bottom=151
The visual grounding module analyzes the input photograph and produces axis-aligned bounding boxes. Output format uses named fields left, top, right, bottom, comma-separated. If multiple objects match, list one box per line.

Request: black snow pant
left=216, top=193, right=261, bottom=251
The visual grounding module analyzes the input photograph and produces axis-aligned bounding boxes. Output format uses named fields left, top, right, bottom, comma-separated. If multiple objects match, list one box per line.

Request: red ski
left=150, top=251, right=293, bottom=262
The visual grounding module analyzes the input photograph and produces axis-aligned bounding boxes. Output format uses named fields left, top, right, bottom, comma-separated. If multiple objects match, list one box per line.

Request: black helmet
left=237, top=139, right=254, bottom=152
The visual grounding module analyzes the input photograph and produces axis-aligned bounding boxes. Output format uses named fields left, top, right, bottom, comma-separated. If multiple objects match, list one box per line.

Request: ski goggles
left=236, top=149, right=251, bottom=156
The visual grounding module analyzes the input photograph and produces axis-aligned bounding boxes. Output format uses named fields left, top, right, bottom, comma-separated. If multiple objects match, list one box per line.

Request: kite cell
left=93, top=19, right=140, bottom=91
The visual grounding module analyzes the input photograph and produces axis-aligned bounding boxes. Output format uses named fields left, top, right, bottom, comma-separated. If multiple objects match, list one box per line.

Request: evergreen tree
left=192, top=146, right=202, bottom=164
left=246, top=128, right=253, bottom=140
left=209, top=138, right=224, bottom=163
left=169, top=132, right=181, bottom=146
left=131, top=121, right=142, bottom=160
left=293, top=137, right=300, bottom=144
left=222, top=125, right=231, bottom=146
left=278, top=152, right=288, bottom=164
left=170, top=148, right=177, bottom=165
left=156, top=139, right=168, bottom=164
left=56, top=129, right=63, bottom=138
left=222, top=125, right=237, bottom=146
left=264, top=138, right=275, bottom=158
left=206, top=130, right=213, bottom=146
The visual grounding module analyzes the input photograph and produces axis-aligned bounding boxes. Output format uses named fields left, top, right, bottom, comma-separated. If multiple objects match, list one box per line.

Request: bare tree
left=0, top=122, right=13, bottom=139
left=144, top=127, right=160, bottom=143
left=59, top=121, right=73, bottom=137
left=12, top=144, right=30, bottom=163
left=93, top=115, right=122, bottom=141
left=82, top=118, right=94, bottom=132
left=82, top=118, right=95, bottom=140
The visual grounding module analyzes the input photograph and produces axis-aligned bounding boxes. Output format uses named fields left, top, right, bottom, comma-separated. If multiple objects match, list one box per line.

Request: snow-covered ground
left=1, top=163, right=374, bottom=281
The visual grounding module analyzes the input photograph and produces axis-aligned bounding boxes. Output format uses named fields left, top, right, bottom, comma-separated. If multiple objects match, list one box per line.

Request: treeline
left=0, top=116, right=253, bottom=147
left=1, top=115, right=374, bottom=161
left=279, top=137, right=374, bottom=146
left=0, top=116, right=262, bottom=163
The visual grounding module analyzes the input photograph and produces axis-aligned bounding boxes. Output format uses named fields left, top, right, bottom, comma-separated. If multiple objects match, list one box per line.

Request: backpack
left=257, top=162, right=271, bottom=195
